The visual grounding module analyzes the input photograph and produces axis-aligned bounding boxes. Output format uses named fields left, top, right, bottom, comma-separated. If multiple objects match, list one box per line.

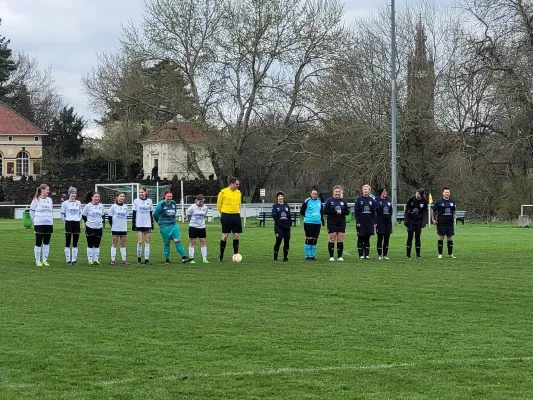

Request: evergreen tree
left=0, top=19, right=16, bottom=96
left=44, top=106, right=85, bottom=159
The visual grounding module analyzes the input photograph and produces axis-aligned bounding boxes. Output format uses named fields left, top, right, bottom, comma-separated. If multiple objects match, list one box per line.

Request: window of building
left=33, top=160, right=41, bottom=175
left=35, top=136, right=39, bottom=142
left=8, top=136, right=12, bottom=141
left=0, top=153, right=3, bottom=176
left=16, top=151, right=29, bottom=176
left=7, top=162, right=14, bottom=175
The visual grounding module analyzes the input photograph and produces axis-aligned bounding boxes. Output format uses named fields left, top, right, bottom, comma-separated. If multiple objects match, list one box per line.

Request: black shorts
left=35, top=225, right=53, bottom=235
left=111, top=231, right=127, bottom=236
left=327, top=221, right=346, bottom=234
left=437, top=225, right=454, bottom=237
left=189, top=227, right=207, bottom=239
left=377, top=220, right=393, bottom=234
left=304, top=223, right=321, bottom=238
left=135, top=227, right=152, bottom=233
left=64, top=221, right=81, bottom=234
left=274, top=225, right=291, bottom=238
left=86, top=227, right=103, bottom=238
left=406, top=219, right=423, bottom=232
left=221, top=213, right=242, bottom=234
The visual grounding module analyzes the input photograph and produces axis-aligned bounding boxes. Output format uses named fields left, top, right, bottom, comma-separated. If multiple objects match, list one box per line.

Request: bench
left=396, top=211, right=405, bottom=222
left=456, top=211, right=466, bottom=225
left=258, top=211, right=298, bottom=227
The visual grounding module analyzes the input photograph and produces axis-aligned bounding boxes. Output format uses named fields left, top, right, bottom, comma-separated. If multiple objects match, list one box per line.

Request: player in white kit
left=82, top=192, right=104, bottom=265
left=186, top=194, right=210, bottom=264
left=60, top=186, right=82, bottom=264
left=30, top=183, right=54, bottom=267
left=108, top=191, right=130, bottom=265
left=132, top=187, right=153, bottom=265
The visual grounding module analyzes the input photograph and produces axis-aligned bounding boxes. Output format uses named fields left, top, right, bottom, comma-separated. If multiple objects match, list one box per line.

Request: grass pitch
left=1, top=219, right=533, bottom=399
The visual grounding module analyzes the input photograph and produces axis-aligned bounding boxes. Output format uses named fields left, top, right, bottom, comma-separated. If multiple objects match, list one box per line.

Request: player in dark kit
left=404, top=189, right=429, bottom=259
left=354, top=184, right=377, bottom=260
left=432, top=187, right=457, bottom=259
left=375, top=188, right=392, bottom=260
left=272, top=191, right=291, bottom=262
left=323, top=185, right=350, bottom=261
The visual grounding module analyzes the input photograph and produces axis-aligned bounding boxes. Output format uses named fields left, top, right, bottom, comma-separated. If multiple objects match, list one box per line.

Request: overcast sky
left=0, top=0, right=454, bottom=135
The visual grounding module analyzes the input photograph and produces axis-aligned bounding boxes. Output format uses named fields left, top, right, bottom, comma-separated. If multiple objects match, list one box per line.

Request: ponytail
left=35, top=184, right=49, bottom=199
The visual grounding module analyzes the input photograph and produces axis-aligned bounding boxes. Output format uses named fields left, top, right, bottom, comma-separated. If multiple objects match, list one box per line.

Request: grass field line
left=96, top=355, right=533, bottom=386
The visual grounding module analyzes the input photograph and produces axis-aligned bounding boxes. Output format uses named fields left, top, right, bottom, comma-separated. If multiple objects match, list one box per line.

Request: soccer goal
left=95, top=183, right=140, bottom=206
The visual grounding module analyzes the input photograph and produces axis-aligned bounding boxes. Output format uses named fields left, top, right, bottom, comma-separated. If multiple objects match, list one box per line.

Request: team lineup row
left=27, top=179, right=458, bottom=266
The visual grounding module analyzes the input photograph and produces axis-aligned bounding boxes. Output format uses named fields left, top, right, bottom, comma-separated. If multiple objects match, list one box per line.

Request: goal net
left=94, top=183, right=172, bottom=206
left=95, top=183, right=140, bottom=206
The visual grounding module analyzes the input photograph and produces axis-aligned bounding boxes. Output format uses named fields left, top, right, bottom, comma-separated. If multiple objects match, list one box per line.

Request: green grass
left=1, top=220, right=533, bottom=399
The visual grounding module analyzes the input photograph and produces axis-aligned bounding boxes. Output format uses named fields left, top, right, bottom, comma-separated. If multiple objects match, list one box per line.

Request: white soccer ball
left=232, top=253, right=243, bottom=263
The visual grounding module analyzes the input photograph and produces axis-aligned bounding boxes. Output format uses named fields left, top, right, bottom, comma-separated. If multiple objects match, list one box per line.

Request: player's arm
left=153, top=201, right=162, bottom=223
left=81, top=204, right=88, bottom=223
left=132, top=209, right=137, bottom=231
left=432, top=203, right=439, bottom=224
left=186, top=205, right=195, bottom=220
left=371, top=201, right=377, bottom=224
left=422, top=199, right=429, bottom=226
left=320, top=201, right=325, bottom=226
left=107, top=205, right=114, bottom=226
left=300, top=200, right=307, bottom=216
left=322, top=198, right=333, bottom=215
left=353, top=199, right=360, bottom=224
left=29, top=199, right=37, bottom=221
left=217, top=190, right=224, bottom=213
left=60, top=201, right=66, bottom=223
left=342, top=200, right=350, bottom=215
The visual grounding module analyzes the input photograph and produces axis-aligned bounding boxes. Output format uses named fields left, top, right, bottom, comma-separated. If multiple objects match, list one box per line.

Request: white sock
left=111, top=246, right=117, bottom=261
left=87, top=247, right=93, bottom=262
left=72, top=247, right=78, bottom=261
left=42, top=245, right=50, bottom=262
left=65, top=247, right=71, bottom=262
left=144, top=243, right=150, bottom=260
left=94, top=247, right=100, bottom=261
left=189, top=246, right=195, bottom=258
left=201, top=246, right=207, bottom=259
left=34, top=246, right=41, bottom=264
left=120, top=247, right=127, bottom=261
left=137, top=243, right=142, bottom=258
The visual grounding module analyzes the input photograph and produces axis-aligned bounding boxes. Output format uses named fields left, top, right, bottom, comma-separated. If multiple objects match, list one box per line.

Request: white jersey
left=133, top=197, right=153, bottom=228
left=108, top=203, right=129, bottom=232
left=30, top=197, right=54, bottom=226
left=187, top=204, right=208, bottom=229
left=61, top=200, right=82, bottom=222
left=82, top=202, right=104, bottom=229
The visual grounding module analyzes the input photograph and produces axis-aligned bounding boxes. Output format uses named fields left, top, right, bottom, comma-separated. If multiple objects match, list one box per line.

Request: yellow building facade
left=0, top=102, right=45, bottom=178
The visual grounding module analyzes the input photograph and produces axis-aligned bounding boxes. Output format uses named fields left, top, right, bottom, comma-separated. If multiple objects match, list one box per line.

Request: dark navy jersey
left=375, top=196, right=392, bottom=223
left=354, top=195, right=376, bottom=224
left=323, top=197, right=349, bottom=223
left=272, top=202, right=292, bottom=230
left=433, top=197, right=456, bottom=226
left=405, top=196, right=429, bottom=223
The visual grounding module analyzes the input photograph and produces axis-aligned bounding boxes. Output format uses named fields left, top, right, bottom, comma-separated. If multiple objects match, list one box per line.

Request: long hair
left=34, top=184, right=49, bottom=199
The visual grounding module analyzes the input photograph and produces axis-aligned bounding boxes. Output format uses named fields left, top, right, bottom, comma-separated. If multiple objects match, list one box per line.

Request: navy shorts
left=274, top=225, right=291, bottom=238
left=35, top=225, right=53, bottom=235
left=64, top=221, right=81, bottom=234
left=304, top=223, right=321, bottom=238
left=437, top=225, right=454, bottom=237
left=327, top=221, right=346, bottom=234
left=189, top=227, right=207, bottom=239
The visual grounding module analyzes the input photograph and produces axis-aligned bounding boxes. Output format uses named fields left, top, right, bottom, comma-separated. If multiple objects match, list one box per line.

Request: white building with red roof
left=0, top=101, right=46, bottom=178
left=140, top=116, right=215, bottom=180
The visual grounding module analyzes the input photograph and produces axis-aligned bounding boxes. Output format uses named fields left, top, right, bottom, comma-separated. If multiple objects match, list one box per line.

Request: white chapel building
left=140, top=116, right=216, bottom=180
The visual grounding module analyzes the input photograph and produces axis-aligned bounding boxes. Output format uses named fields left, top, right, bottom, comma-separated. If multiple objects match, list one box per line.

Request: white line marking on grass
left=98, top=355, right=533, bottom=386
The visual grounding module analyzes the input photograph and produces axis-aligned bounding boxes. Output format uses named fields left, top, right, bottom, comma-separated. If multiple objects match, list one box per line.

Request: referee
left=217, top=177, right=242, bottom=262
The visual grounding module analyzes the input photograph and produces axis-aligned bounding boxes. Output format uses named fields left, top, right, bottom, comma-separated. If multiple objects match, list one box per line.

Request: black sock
left=274, top=237, right=282, bottom=260
left=357, top=237, right=363, bottom=257
left=415, top=232, right=421, bottom=257
left=233, top=239, right=239, bottom=254
left=220, top=240, right=227, bottom=258
left=364, top=237, right=370, bottom=257
left=337, top=242, right=344, bottom=258
left=328, top=242, right=334, bottom=257
left=447, top=240, right=453, bottom=255
left=438, top=240, right=443, bottom=255
left=377, top=233, right=383, bottom=256
left=383, top=234, right=390, bottom=256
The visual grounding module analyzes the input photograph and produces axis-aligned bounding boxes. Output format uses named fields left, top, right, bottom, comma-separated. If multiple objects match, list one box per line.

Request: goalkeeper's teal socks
left=175, top=242, right=186, bottom=257
left=164, top=244, right=170, bottom=260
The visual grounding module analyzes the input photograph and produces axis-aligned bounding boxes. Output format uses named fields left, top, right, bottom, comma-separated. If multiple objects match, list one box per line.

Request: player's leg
left=199, top=236, right=208, bottom=263
left=136, top=231, right=143, bottom=263
left=110, top=235, right=118, bottom=264
left=189, top=234, right=197, bottom=260
left=42, top=232, right=52, bottom=266
left=303, top=223, right=313, bottom=260
left=86, top=231, right=94, bottom=264
left=437, top=226, right=444, bottom=258
left=364, top=235, right=371, bottom=258
left=383, top=233, right=390, bottom=258
left=415, top=228, right=422, bottom=258
left=376, top=232, right=384, bottom=259
left=274, top=233, right=283, bottom=261
left=232, top=215, right=242, bottom=255
left=143, top=231, right=151, bottom=264
left=447, top=226, right=455, bottom=257
left=311, top=224, right=320, bottom=260
left=65, top=232, right=72, bottom=263
left=328, top=231, right=336, bottom=260
left=93, top=232, right=102, bottom=264
left=160, top=227, right=171, bottom=263
left=283, top=233, right=290, bottom=261
left=357, top=234, right=364, bottom=259
left=171, top=225, right=191, bottom=263
left=337, top=231, right=345, bottom=260
left=34, top=229, right=43, bottom=266
left=72, top=233, right=79, bottom=264
left=219, top=214, right=229, bottom=261
left=406, top=229, right=414, bottom=258
left=120, top=235, right=128, bottom=264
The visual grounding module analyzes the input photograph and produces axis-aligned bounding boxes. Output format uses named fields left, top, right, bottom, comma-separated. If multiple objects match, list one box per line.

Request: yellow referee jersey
left=217, top=188, right=242, bottom=214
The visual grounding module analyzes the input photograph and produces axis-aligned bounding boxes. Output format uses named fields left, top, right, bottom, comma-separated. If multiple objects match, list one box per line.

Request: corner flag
left=429, top=193, right=433, bottom=204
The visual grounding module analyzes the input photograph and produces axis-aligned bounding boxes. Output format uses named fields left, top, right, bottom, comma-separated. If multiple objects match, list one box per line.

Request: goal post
left=95, top=183, right=140, bottom=206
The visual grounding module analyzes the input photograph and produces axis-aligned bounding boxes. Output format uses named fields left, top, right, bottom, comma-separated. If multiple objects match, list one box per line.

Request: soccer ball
left=232, top=253, right=243, bottom=263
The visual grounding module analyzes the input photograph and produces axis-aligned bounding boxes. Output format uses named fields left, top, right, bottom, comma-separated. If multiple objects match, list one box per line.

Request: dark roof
left=0, top=101, right=45, bottom=135
left=141, top=121, right=205, bottom=143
